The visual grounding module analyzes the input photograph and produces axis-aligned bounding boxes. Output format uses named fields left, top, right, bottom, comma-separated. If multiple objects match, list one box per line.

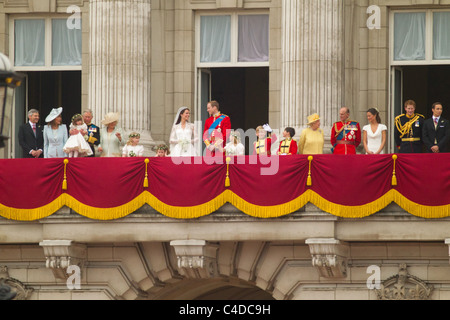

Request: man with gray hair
left=331, top=107, right=361, bottom=154
left=18, top=109, right=44, bottom=158
left=82, top=109, right=100, bottom=157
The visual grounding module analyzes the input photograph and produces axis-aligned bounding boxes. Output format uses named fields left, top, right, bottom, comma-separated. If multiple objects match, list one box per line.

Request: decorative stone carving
left=170, top=240, right=219, bottom=279
left=39, top=240, right=86, bottom=280
left=0, top=266, right=33, bottom=300
left=305, top=238, right=349, bottom=278
left=377, top=264, right=433, bottom=300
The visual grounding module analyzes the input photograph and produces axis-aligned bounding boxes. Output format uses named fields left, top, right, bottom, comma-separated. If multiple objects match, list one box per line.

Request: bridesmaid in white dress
left=169, top=107, right=198, bottom=157
left=363, top=108, right=387, bottom=154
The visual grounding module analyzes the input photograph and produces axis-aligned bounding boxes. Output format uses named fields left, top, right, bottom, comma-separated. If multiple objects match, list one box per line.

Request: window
left=197, top=12, right=269, bottom=67
left=391, top=10, right=450, bottom=65
left=433, top=12, right=450, bottom=60
left=11, top=17, right=82, bottom=70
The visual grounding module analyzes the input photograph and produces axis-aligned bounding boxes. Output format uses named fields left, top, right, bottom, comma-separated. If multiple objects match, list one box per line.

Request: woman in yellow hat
left=298, top=114, right=324, bottom=155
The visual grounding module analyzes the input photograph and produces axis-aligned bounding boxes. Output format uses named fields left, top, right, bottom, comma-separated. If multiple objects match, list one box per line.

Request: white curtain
left=200, top=16, right=231, bottom=63
left=433, top=12, right=450, bottom=60
left=14, top=19, right=45, bottom=66
left=238, top=15, right=269, bottom=62
left=52, top=19, right=82, bottom=66
left=394, top=12, right=426, bottom=61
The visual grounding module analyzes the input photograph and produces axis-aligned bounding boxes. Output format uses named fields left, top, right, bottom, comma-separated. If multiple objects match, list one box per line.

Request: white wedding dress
left=170, top=122, right=198, bottom=157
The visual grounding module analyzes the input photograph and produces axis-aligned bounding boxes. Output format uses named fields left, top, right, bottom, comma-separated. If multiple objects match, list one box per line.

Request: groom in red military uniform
left=203, top=100, right=231, bottom=157
left=331, top=107, right=361, bottom=154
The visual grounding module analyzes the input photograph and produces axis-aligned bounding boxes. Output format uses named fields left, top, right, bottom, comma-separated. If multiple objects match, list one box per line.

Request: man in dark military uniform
left=82, top=109, right=101, bottom=157
left=395, top=100, right=425, bottom=153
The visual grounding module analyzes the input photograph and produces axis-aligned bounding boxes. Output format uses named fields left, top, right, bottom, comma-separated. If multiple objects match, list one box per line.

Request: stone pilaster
left=281, top=0, right=344, bottom=139
left=89, top=0, right=155, bottom=155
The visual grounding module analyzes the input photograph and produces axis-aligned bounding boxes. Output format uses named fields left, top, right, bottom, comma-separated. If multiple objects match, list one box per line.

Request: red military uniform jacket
left=331, top=120, right=361, bottom=155
left=203, top=113, right=231, bottom=156
left=278, top=138, right=298, bottom=155
left=253, top=134, right=277, bottom=156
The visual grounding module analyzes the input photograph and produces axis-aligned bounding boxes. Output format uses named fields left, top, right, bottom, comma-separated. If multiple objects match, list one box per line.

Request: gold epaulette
left=416, top=113, right=425, bottom=118
left=395, top=114, right=405, bottom=121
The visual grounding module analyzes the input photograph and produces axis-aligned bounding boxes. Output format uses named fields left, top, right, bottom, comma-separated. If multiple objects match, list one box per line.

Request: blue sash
left=208, top=115, right=226, bottom=136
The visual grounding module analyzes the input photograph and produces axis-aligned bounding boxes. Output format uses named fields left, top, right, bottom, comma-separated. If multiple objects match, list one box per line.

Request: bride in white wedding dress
left=169, top=107, right=198, bottom=157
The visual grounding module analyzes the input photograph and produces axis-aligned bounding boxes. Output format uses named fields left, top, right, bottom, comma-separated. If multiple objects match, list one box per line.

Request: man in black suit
left=422, top=102, right=450, bottom=153
left=18, top=109, right=44, bottom=158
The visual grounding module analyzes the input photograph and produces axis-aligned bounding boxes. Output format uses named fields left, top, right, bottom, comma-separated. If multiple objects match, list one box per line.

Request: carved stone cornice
left=0, top=266, right=33, bottom=300
left=39, top=240, right=87, bottom=280
left=170, top=240, right=219, bottom=279
left=377, top=264, right=433, bottom=300
left=305, top=238, right=349, bottom=279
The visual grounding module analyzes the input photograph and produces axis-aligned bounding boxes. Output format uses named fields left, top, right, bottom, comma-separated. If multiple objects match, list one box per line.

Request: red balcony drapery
left=0, top=154, right=449, bottom=221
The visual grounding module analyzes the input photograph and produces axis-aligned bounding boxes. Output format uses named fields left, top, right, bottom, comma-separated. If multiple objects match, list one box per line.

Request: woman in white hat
left=98, top=112, right=124, bottom=157
left=43, top=107, right=68, bottom=158
left=298, top=113, right=324, bottom=155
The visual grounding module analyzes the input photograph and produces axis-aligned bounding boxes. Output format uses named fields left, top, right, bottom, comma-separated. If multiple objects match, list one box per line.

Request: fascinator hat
left=101, top=112, right=120, bottom=126
left=307, top=114, right=320, bottom=125
left=45, top=107, right=63, bottom=123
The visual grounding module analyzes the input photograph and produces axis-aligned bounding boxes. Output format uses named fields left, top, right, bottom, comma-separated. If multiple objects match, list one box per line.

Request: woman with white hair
left=98, top=112, right=124, bottom=157
left=298, top=114, right=324, bottom=155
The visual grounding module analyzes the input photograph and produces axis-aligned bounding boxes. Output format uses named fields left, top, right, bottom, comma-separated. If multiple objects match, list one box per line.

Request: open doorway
left=396, top=65, right=450, bottom=119
left=14, top=71, right=81, bottom=158
left=390, top=65, right=450, bottom=152
left=198, top=67, right=269, bottom=155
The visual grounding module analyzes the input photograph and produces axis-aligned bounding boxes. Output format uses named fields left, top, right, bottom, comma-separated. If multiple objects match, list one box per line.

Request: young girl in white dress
left=363, top=108, right=387, bottom=154
left=154, top=144, right=170, bottom=157
left=122, top=132, right=144, bottom=157
left=63, top=114, right=93, bottom=157
left=221, top=131, right=245, bottom=156
left=169, top=107, right=198, bottom=157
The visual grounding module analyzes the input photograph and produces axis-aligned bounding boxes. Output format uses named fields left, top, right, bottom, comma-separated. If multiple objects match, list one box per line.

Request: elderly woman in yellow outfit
left=298, top=114, right=324, bottom=155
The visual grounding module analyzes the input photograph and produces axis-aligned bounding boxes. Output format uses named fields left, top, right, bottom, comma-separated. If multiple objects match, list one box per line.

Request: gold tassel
left=62, top=159, right=69, bottom=191
left=225, top=157, right=231, bottom=188
left=307, top=156, right=313, bottom=186
left=144, top=159, right=150, bottom=188
left=392, top=155, right=398, bottom=186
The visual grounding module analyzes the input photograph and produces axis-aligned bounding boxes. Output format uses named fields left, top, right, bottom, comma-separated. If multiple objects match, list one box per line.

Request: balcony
left=1, top=154, right=450, bottom=300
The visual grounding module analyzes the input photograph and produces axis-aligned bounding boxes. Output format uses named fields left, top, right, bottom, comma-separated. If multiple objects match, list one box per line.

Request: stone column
left=89, top=0, right=155, bottom=155
left=280, top=0, right=344, bottom=139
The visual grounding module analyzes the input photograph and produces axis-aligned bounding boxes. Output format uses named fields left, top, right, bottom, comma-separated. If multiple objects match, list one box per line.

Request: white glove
left=263, top=124, right=273, bottom=133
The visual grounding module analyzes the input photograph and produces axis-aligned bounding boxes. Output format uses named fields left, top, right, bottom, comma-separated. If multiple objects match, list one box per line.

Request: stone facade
left=1, top=0, right=450, bottom=300
left=2, top=205, right=450, bottom=300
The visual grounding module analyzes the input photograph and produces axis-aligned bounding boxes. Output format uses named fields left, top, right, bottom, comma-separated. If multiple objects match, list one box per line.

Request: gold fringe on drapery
left=3, top=190, right=450, bottom=221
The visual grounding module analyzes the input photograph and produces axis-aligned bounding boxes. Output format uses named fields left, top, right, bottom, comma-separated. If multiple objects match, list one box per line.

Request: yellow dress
left=298, top=128, right=324, bottom=155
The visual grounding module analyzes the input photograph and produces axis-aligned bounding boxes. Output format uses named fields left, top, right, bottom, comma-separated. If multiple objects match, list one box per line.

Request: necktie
left=435, top=118, right=438, bottom=125
left=32, top=124, right=36, bottom=136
